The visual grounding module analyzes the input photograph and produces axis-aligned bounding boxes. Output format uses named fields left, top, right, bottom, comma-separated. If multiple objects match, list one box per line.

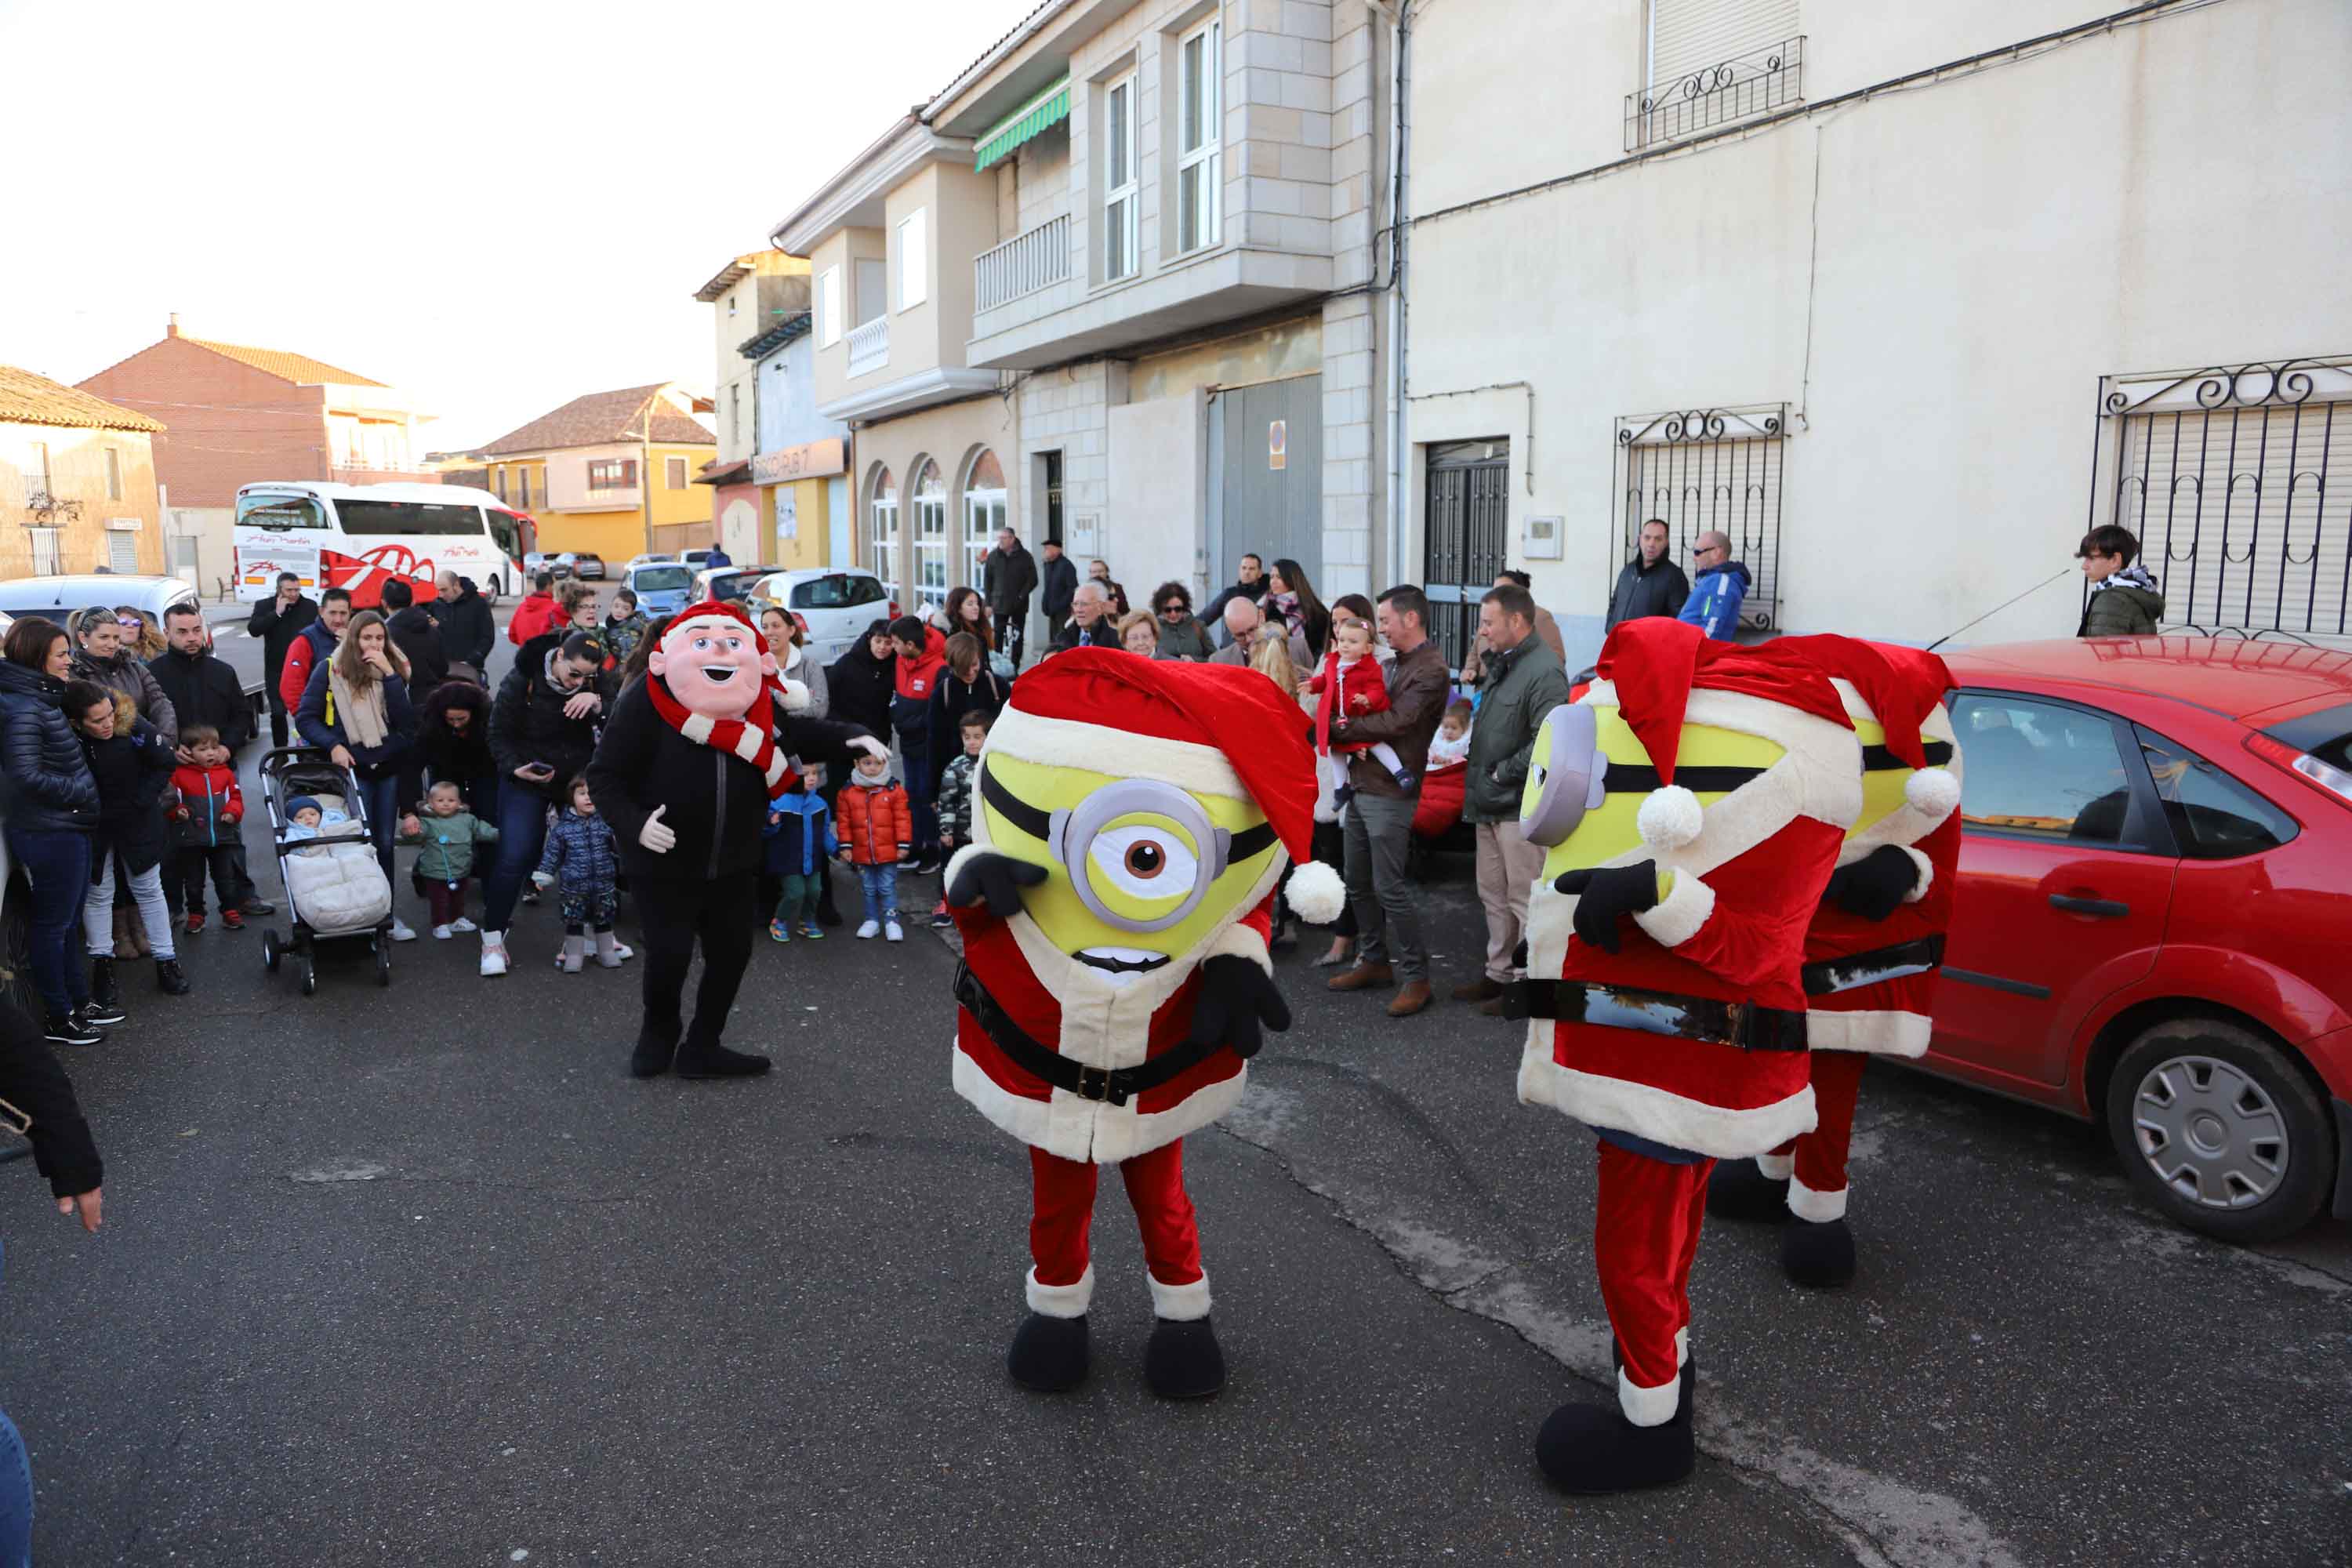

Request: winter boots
left=559, top=935, right=586, bottom=974
left=154, top=958, right=190, bottom=996
left=1004, top=1312, right=1226, bottom=1399
left=593, top=929, right=624, bottom=969
left=1537, top=1354, right=1698, bottom=1494
left=1707, top=1157, right=1860, bottom=1287
left=90, top=956, right=119, bottom=1010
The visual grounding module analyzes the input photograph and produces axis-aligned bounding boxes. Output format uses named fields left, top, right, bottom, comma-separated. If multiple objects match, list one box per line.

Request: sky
left=0, top=0, right=1025, bottom=453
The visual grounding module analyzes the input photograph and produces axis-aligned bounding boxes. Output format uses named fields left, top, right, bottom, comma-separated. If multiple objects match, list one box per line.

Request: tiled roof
left=739, top=310, right=814, bottom=361
left=0, top=365, right=165, bottom=434
left=481, top=383, right=717, bottom=456
left=184, top=336, right=386, bottom=387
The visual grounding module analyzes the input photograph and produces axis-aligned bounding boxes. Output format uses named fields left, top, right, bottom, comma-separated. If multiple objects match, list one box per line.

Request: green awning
left=973, top=78, right=1070, bottom=172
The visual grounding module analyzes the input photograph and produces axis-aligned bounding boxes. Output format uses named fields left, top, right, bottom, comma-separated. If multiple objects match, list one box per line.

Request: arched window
left=868, top=466, right=898, bottom=593
left=963, top=448, right=1006, bottom=589
left=912, top=459, right=948, bottom=612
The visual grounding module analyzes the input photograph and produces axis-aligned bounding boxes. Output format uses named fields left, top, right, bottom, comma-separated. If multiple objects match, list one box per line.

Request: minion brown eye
left=1125, top=841, right=1165, bottom=878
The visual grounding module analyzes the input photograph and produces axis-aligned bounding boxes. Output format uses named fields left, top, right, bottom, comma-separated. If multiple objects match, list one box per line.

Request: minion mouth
left=700, top=665, right=738, bottom=683
left=1076, top=946, right=1171, bottom=982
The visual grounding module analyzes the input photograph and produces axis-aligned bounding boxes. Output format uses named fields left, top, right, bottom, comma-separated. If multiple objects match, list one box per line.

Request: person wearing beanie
left=942, top=648, right=1345, bottom=1400
left=1704, top=636, right=1963, bottom=1287
left=584, top=601, right=884, bottom=1080
left=1510, top=615, right=1863, bottom=1492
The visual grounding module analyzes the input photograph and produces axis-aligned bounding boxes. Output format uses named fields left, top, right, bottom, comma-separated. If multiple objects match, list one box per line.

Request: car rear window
left=2135, top=728, right=2299, bottom=858
left=631, top=566, right=693, bottom=591
left=2263, top=702, right=2352, bottom=774
left=788, top=574, right=884, bottom=610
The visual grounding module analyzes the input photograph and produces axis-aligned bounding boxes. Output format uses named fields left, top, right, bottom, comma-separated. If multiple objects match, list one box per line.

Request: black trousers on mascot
left=633, top=871, right=760, bottom=1075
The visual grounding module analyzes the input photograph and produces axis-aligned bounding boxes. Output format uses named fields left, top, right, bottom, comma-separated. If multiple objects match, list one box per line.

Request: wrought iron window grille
left=1627, top=37, right=1804, bottom=154
left=2089, top=357, right=2352, bottom=641
left=1616, top=405, right=1788, bottom=633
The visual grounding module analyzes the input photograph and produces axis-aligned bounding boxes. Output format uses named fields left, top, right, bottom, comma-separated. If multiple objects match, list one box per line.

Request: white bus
left=233, top=481, right=536, bottom=608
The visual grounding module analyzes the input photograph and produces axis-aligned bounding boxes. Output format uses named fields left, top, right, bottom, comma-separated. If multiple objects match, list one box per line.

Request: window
left=1177, top=18, right=1222, bottom=253
left=731, top=386, right=742, bottom=446
left=898, top=208, right=928, bottom=310
left=103, top=446, right=123, bottom=501
left=728, top=290, right=739, bottom=318
left=494, top=467, right=509, bottom=502
left=1951, top=695, right=2135, bottom=844
left=869, top=466, right=899, bottom=590
left=789, top=573, right=887, bottom=611
left=964, top=449, right=1006, bottom=588
left=236, top=493, right=327, bottom=530
left=588, top=459, right=637, bottom=492
left=515, top=468, right=531, bottom=510
left=2137, top=729, right=2299, bottom=858
left=24, top=441, right=49, bottom=503
left=818, top=266, right=841, bottom=346
left=333, top=500, right=485, bottom=536
left=28, top=527, right=59, bottom=575
left=666, top=456, right=688, bottom=490
left=1617, top=404, right=1786, bottom=632
left=1632, top=1, right=1803, bottom=151
left=1103, top=73, right=1139, bottom=281
left=912, top=459, right=948, bottom=610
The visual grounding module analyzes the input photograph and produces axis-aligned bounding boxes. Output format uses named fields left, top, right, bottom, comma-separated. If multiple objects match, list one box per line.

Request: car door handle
left=2049, top=894, right=2129, bottom=918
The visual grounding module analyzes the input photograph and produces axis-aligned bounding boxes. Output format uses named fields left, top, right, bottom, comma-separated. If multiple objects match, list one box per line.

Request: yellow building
left=0, top=365, right=166, bottom=578
left=480, top=383, right=717, bottom=561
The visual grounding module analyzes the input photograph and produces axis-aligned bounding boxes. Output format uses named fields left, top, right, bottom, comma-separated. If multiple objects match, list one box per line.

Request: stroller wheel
left=376, top=943, right=392, bottom=987
left=261, top=930, right=280, bottom=972
left=300, top=957, right=318, bottom=996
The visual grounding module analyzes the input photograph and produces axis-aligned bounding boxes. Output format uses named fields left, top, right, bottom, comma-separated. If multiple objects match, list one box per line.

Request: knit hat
left=985, top=648, right=1346, bottom=923
left=286, top=795, right=322, bottom=818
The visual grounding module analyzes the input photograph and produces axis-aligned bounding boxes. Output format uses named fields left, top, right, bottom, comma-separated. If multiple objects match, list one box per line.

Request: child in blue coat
left=763, top=782, right=837, bottom=942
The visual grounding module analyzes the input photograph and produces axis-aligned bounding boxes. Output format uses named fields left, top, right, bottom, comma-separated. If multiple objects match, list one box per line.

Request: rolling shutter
left=1650, top=0, right=1799, bottom=93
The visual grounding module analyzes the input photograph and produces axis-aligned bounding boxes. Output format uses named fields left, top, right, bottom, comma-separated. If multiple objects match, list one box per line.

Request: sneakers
left=480, top=932, right=510, bottom=977
left=154, top=958, right=191, bottom=996
left=184, top=912, right=207, bottom=936
left=222, top=909, right=245, bottom=931
left=44, top=1012, right=101, bottom=1047
left=432, top=924, right=455, bottom=940
left=389, top=918, right=418, bottom=942
left=929, top=899, right=953, bottom=929
left=521, top=889, right=540, bottom=906
left=797, top=920, right=824, bottom=940
left=769, top=918, right=793, bottom=943
left=236, top=895, right=277, bottom=917
left=885, top=920, right=905, bottom=942
left=610, top=940, right=633, bottom=961
left=79, top=996, right=127, bottom=1027
left=855, top=919, right=880, bottom=939
left=449, top=916, right=477, bottom=934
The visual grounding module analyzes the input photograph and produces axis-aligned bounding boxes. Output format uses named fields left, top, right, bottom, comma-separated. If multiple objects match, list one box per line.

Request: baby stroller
left=255, top=746, right=396, bottom=994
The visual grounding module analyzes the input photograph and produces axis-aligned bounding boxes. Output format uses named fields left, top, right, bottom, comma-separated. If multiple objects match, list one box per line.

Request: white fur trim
left=1516, top=1048, right=1817, bottom=1160
left=1638, top=785, right=1704, bottom=851
left=1674, top=1327, right=1690, bottom=1367
left=1896, top=844, right=1934, bottom=902
left=779, top=677, right=811, bottom=714
left=1787, top=1174, right=1849, bottom=1224
left=1287, top=860, right=1347, bottom=925
left=1203, top=920, right=1274, bottom=976
left=1632, top=871, right=1715, bottom=949
left=1755, top=1151, right=1794, bottom=1181
left=1906, top=765, right=1960, bottom=819
left=986, top=710, right=1247, bottom=802
left=1619, top=1367, right=1680, bottom=1427
left=1027, top=1265, right=1094, bottom=1319
left=1149, top=1272, right=1214, bottom=1322
left=1806, top=1007, right=1931, bottom=1058
left=679, top=713, right=716, bottom=745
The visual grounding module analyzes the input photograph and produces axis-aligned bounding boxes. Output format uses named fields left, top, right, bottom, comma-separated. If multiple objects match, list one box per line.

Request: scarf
left=644, top=671, right=797, bottom=803
left=1267, top=590, right=1302, bottom=631
left=2091, top=561, right=2161, bottom=597
left=327, top=664, right=389, bottom=750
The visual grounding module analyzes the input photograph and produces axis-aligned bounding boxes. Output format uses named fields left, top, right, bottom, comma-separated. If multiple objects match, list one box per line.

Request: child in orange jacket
left=836, top=748, right=911, bottom=941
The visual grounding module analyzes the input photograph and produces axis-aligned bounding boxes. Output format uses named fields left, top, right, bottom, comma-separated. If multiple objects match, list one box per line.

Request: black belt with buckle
left=1508, top=979, right=1808, bottom=1052
left=953, top=962, right=1222, bottom=1108
left=1801, top=935, right=1946, bottom=997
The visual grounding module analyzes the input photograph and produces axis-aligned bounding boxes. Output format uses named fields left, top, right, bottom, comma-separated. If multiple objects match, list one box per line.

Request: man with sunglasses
left=1676, top=530, right=1749, bottom=641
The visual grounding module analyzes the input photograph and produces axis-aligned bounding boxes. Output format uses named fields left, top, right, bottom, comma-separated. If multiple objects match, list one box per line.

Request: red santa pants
left=1595, top=1141, right=1712, bottom=1424
left=1762, top=1051, right=1867, bottom=1221
left=1029, top=1140, right=1208, bottom=1319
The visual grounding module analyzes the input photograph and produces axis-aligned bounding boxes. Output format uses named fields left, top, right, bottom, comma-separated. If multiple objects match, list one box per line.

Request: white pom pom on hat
left=1906, top=766, right=1960, bottom=819
left=1637, top=784, right=1704, bottom=851
left=779, top=677, right=812, bottom=713
left=1287, top=860, right=1348, bottom=925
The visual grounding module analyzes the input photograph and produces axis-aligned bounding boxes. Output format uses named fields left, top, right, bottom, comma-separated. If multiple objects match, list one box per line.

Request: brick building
left=2, top=365, right=165, bottom=579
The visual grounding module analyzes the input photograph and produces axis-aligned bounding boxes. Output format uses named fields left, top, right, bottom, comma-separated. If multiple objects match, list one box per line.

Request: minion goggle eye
left=980, top=771, right=1278, bottom=934
left=1522, top=704, right=1610, bottom=846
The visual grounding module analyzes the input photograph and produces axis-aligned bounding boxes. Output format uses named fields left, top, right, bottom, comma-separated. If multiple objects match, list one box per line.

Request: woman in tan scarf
left=294, top=609, right=419, bottom=933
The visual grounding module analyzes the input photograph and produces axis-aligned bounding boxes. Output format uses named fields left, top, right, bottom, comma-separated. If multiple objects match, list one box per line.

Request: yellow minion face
left=975, top=752, right=1282, bottom=985
left=1848, top=714, right=1907, bottom=840
left=1521, top=700, right=1787, bottom=880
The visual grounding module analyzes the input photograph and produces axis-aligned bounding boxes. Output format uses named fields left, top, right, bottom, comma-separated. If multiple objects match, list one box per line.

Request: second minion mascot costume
left=943, top=649, right=1345, bottom=1399
left=1514, top=616, right=1861, bottom=1492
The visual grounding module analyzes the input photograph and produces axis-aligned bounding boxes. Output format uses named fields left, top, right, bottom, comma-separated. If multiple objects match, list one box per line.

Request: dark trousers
left=994, top=605, right=1028, bottom=666
left=896, top=729, right=938, bottom=851
left=635, top=870, right=757, bottom=1050
left=481, top=786, right=554, bottom=935
left=266, top=690, right=291, bottom=750
left=1342, top=793, right=1425, bottom=980
left=5, top=828, right=91, bottom=1018
left=174, top=844, right=254, bottom=916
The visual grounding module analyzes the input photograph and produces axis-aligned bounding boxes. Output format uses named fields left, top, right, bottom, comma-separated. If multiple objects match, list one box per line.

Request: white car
left=743, top=569, right=893, bottom=665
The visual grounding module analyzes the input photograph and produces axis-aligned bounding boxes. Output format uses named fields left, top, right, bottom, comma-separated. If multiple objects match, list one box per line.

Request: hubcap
left=2129, top=1053, right=2288, bottom=1210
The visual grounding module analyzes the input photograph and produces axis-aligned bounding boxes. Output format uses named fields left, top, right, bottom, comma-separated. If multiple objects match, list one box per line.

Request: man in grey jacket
left=1454, top=583, right=1569, bottom=1016
left=1606, top=518, right=1690, bottom=630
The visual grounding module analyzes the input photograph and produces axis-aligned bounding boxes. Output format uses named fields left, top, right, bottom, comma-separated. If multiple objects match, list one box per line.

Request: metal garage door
left=1212, top=375, right=1322, bottom=590
left=1424, top=440, right=1511, bottom=669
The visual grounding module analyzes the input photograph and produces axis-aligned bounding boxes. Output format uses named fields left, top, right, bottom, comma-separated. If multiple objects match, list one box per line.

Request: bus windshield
left=335, top=499, right=488, bottom=536
left=238, top=493, right=328, bottom=529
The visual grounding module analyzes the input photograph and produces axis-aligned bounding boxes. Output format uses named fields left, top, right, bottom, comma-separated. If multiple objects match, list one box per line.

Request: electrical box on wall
left=1523, top=515, right=1563, bottom=561
left=1069, top=513, right=1102, bottom=557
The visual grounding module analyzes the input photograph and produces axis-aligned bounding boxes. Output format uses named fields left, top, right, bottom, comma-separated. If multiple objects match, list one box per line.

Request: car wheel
left=2103, top=1018, right=2333, bottom=1243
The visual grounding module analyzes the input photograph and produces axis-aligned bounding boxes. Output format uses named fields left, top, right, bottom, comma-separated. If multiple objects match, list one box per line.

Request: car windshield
left=789, top=575, right=883, bottom=610
left=238, top=493, right=327, bottom=529
left=633, top=566, right=693, bottom=591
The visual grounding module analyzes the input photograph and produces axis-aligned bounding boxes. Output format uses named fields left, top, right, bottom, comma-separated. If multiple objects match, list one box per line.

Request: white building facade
left=1404, top=0, right=2352, bottom=668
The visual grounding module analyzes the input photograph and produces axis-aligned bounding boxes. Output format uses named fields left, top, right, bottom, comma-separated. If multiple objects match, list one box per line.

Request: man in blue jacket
left=1677, top=531, right=1750, bottom=641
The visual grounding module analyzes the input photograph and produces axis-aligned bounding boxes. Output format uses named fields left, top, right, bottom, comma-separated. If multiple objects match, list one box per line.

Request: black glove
left=1188, top=954, right=1292, bottom=1061
left=1821, top=843, right=1921, bottom=922
left=945, top=851, right=1047, bottom=920
left=1552, top=860, right=1661, bottom=954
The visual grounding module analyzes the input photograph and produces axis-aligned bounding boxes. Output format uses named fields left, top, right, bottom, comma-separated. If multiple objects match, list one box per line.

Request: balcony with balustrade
left=846, top=315, right=891, bottom=379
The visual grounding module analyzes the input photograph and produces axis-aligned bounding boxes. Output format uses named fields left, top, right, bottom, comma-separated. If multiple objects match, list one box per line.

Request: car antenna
left=1926, top=568, right=2072, bottom=653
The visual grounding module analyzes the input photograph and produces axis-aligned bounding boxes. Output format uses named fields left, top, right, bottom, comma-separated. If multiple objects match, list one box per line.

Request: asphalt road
left=4, top=646, right=2347, bottom=1566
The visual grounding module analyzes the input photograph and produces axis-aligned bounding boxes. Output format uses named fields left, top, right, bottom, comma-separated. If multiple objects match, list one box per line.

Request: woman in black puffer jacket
left=825, top=619, right=897, bottom=739
left=415, top=679, right=499, bottom=816
left=0, top=619, right=106, bottom=1044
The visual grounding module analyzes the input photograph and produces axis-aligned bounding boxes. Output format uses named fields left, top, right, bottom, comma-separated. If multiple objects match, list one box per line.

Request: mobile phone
left=523, top=761, right=555, bottom=779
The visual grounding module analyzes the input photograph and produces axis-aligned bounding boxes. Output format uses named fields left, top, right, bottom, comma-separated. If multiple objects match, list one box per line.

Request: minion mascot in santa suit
left=1705, top=635, right=1962, bottom=1287
left=942, top=648, right=1345, bottom=1399
left=1512, top=616, right=1861, bottom=1491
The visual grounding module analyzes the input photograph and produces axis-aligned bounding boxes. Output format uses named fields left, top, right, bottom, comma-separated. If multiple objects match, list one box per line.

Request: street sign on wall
left=1269, top=419, right=1287, bottom=470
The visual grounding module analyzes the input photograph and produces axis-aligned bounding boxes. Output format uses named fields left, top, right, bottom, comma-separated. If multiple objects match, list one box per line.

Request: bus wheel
left=484, top=576, right=503, bottom=607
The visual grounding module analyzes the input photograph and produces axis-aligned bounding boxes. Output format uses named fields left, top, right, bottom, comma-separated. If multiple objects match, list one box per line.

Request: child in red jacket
left=165, top=724, right=256, bottom=932
left=836, top=749, right=911, bottom=941
left=1303, top=617, right=1412, bottom=812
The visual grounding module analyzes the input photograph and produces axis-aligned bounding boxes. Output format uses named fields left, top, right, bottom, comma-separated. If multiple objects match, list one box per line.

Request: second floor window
left=818, top=266, right=841, bottom=346
left=898, top=208, right=928, bottom=310
left=731, top=386, right=742, bottom=445
left=103, top=446, right=123, bottom=500
left=588, top=459, right=637, bottom=492
left=1177, top=18, right=1221, bottom=253
left=515, top=469, right=531, bottom=509
left=667, top=456, right=688, bottom=489
left=1104, top=73, right=1138, bottom=281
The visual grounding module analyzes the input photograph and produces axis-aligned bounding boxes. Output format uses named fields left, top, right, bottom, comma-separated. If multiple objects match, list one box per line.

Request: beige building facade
left=1, top=368, right=166, bottom=580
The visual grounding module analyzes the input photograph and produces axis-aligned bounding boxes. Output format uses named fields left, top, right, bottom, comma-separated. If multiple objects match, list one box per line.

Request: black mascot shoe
left=1780, top=1215, right=1857, bottom=1289
left=629, top=1029, right=676, bottom=1080
left=1704, top=1159, right=1791, bottom=1222
left=1007, top=1312, right=1090, bottom=1392
left=673, top=1040, right=774, bottom=1080
left=1143, top=1316, right=1226, bottom=1400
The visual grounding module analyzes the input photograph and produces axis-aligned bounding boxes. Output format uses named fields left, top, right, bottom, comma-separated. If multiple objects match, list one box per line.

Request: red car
left=1927, top=637, right=2352, bottom=1242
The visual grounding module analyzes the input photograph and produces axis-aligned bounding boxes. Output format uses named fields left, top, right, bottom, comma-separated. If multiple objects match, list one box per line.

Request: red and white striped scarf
left=644, top=670, right=798, bottom=803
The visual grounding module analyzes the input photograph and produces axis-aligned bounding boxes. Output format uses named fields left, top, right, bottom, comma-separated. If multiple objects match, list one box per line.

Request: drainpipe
left=1385, top=2, right=1411, bottom=587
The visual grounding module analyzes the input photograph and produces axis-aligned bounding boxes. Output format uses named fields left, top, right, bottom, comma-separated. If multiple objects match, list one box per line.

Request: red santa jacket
left=1305, top=651, right=1389, bottom=757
